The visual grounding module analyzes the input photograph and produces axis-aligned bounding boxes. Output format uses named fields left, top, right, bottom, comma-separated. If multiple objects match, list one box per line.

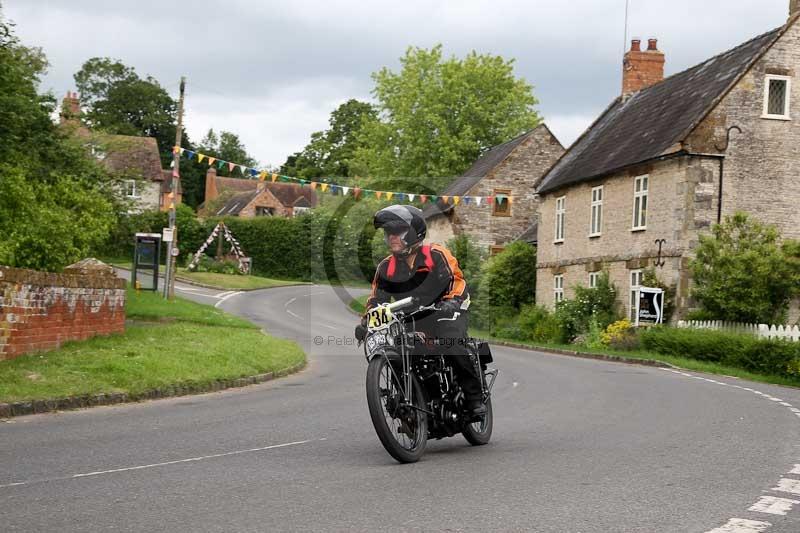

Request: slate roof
left=100, top=135, right=165, bottom=182
left=515, top=221, right=538, bottom=245
left=536, top=26, right=783, bottom=195
left=216, top=191, right=260, bottom=216
left=423, top=126, right=546, bottom=219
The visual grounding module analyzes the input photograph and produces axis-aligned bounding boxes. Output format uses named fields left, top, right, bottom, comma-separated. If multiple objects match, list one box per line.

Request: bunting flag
left=172, top=145, right=513, bottom=208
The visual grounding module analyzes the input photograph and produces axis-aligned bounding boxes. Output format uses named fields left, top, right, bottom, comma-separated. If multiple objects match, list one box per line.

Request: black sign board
left=636, top=287, right=664, bottom=326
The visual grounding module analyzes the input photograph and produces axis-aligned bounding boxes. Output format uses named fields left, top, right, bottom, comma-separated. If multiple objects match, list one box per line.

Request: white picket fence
left=676, top=320, right=800, bottom=342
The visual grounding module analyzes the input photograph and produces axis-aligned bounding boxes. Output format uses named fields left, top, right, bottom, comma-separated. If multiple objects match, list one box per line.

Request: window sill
left=553, top=239, right=564, bottom=245
left=630, top=227, right=647, bottom=233
left=589, top=233, right=602, bottom=239
left=761, top=114, right=791, bottom=121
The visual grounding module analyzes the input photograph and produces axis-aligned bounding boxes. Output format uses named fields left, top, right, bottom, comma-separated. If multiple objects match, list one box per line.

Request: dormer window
left=762, top=75, right=791, bottom=120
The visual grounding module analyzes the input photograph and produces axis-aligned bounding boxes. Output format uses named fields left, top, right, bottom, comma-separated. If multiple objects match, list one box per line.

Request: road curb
left=486, top=339, right=678, bottom=369
left=0, top=360, right=307, bottom=419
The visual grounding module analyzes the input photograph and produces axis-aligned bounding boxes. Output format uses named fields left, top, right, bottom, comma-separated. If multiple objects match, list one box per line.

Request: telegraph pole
left=164, top=76, right=186, bottom=299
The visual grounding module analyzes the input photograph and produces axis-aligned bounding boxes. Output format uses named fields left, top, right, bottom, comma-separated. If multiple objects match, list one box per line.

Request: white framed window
left=629, top=269, right=643, bottom=320
left=762, top=75, right=791, bottom=120
left=124, top=180, right=138, bottom=198
left=554, top=274, right=564, bottom=303
left=293, top=206, right=310, bottom=216
left=554, top=196, right=566, bottom=243
left=632, top=175, right=648, bottom=230
left=590, top=186, right=603, bottom=237
left=589, top=271, right=600, bottom=289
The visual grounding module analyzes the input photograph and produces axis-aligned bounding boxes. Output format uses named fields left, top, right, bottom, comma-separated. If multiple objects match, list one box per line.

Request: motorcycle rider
left=356, top=204, right=485, bottom=419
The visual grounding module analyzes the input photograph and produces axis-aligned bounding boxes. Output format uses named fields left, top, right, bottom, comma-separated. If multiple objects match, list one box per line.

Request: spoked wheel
left=462, top=397, right=493, bottom=446
left=366, top=355, right=428, bottom=463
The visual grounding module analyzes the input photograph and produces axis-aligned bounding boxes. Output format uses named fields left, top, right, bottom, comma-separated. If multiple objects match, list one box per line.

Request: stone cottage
left=535, top=2, right=800, bottom=321
left=202, top=168, right=317, bottom=218
left=424, top=124, right=564, bottom=253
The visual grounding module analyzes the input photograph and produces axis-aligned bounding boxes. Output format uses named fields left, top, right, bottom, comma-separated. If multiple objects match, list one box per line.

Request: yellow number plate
left=367, top=305, right=393, bottom=330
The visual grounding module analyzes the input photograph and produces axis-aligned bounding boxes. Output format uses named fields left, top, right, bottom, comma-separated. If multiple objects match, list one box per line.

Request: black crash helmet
left=373, top=204, right=427, bottom=256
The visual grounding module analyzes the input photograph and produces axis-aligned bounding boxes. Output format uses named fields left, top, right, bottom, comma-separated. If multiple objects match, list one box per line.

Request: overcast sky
left=3, top=0, right=791, bottom=169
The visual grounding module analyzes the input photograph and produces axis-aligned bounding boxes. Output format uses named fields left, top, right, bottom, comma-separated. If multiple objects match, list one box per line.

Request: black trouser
left=415, top=309, right=482, bottom=402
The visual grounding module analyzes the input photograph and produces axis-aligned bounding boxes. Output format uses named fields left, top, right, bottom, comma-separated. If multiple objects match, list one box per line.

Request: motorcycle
left=360, top=296, right=498, bottom=463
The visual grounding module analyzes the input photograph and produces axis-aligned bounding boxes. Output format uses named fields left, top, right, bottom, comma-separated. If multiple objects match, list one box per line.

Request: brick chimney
left=205, top=168, right=219, bottom=203
left=791, top=0, right=800, bottom=19
left=60, top=91, right=81, bottom=125
left=622, top=38, right=665, bottom=96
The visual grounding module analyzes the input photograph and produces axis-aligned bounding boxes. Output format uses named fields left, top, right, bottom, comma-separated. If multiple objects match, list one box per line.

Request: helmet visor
left=383, top=226, right=410, bottom=247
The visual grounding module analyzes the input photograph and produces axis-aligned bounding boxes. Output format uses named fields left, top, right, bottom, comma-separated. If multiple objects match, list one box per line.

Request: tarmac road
left=2, top=282, right=800, bottom=532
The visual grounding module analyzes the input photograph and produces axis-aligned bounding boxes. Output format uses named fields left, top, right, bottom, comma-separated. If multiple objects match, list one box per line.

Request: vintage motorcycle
left=361, top=296, right=498, bottom=463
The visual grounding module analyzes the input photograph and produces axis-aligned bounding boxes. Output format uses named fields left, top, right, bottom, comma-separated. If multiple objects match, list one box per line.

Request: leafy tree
left=74, top=58, right=178, bottom=165
left=281, top=99, right=377, bottom=181
left=473, top=241, right=536, bottom=328
left=199, top=128, right=258, bottom=175
left=0, top=11, right=116, bottom=271
left=690, top=212, right=800, bottom=323
left=446, top=234, right=486, bottom=300
left=353, top=45, right=541, bottom=191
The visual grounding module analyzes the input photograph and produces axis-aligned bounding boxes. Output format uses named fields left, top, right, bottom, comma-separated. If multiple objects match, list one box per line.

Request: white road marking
left=0, top=439, right=319, bottom=489
left=286, top=309, right=301, bottom=319
left=779, top=402, right=793, bottom=407
left=175, top=286, right=201, bottom=292
left=705, top=518, right=771, bottom=533
left=320, top=323, right=338, bottom=330
left=301, top=291, right=326, bottom=297
left=285, top=297, right=297, bottom=306
left=749, top=495, right=800, bottom=516
left=790, top=464, right=800, bottom=475
left=772, top=478, right=800, bottom=495
left=216, top=291, right=234, bottom=299
left=214, top=291, right=243, bottom=308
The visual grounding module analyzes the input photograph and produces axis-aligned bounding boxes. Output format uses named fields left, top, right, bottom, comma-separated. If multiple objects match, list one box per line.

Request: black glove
left=355, top=321, right=367, bottom=342
left=438, top=299, right=462, bottom=315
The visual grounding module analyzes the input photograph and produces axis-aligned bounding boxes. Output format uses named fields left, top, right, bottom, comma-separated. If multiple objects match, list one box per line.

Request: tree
left=200, top=128, right=258, bottom=174
left=0, top=11, right=116, bottom=271
left=690, top=212, right=800, bottom=323
left=281, top=99, right=377, bottom=181
left=353, top=45, right=541, bottom=191
left=74, top=58, right=177, bottom=166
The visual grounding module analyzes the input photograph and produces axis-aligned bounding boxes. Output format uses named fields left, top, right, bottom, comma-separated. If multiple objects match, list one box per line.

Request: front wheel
left=462, top=397, right=493, bottom=446
left=366, top=355, right=428, bottom=463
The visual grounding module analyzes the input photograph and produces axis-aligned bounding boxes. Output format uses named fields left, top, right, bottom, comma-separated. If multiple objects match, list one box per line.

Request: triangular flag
left=330, top=185, right=339, bottom=194
left=239, top=165, right=247, bottom=174
left=431, top=195, right=438, bottom=202
left=420, top=195, right=427, bottom=203
left=208, top=157, right=216, bottom=166
left=353, top=187, right=361, bottom=199
left=321, top=183, right=329, bottom=192
left=173, top=146, right=180, bottom=154
left=186, top=150, right=195, bottom=160
left=172, top=169, right=179, bottom=178
left=249, top=168, right=258, bottom=178
left=464, top=196, right=471, bottom=205
left=197, top=153, right=205, bottom=163
left=217, top=160, right=225, bottom=169
left=310, top=182, right=318, bottom=189
left=475, top=196, right=482, bottom=206
left=271, top=173, right=278, bottom=182
left=453, top=196, right=461, bottom=205
left=259, top=171, right=267, bottom=181
left=507, top=195, right=514, bottom=204
left=342, top=186, right=350, bottom=196
left=228, top=162, right=236, bottom=172
left=441, top=196, right=450, bottom=204
left=408, top=193, right=415, bottom=202
left=397, top=192, right=405, bottom=201
left=386, top=192, right=394, bottom=200
left=375, top=191, right=383, bottom=199
left=179, top=147, right=185, bottom=155
left=488, top=196, right=495, bottom=205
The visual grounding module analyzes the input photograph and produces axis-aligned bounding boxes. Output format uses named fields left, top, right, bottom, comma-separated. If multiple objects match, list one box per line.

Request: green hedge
left=640, top=326, right=800, bottom=377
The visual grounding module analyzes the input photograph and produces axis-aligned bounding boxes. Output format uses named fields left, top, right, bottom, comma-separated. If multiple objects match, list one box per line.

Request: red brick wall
left=0, top=263, right=126, bottom=360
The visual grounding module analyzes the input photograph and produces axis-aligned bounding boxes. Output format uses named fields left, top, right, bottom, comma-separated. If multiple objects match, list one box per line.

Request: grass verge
left=0, top=288, right=305, bottom=403
left=102, top=258, right=308, bottom=291
left=469, top=328, right=800, bottom=389
left=350, top=294, right=368, bottom=314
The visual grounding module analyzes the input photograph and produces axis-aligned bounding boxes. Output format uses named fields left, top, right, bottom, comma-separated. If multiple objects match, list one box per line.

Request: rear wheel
left=366, top=355, right=428, bottom=463
left=462, top=397, right=493, bottom=446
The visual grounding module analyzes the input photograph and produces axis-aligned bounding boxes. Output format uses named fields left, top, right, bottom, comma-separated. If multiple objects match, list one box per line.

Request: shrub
left=517, top=304, right=563, bottom=343
left=690, top=212, right=800, bottom=324
left=639, top=326, right=757, bottom=362
left=554, top=272, right=619, bottom=342
left=446, top=234, right=486, bottom=301
left=475, top=241, right=536, bottom=310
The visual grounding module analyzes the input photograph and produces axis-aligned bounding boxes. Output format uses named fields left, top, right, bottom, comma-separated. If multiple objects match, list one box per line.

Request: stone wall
left=0, top=260, right=126, bottom=360
left=536, top=156, right=720, bottom=318
left=686, top=18, right=800, bottom=239
left=455, top=125, right=565, bottom=249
